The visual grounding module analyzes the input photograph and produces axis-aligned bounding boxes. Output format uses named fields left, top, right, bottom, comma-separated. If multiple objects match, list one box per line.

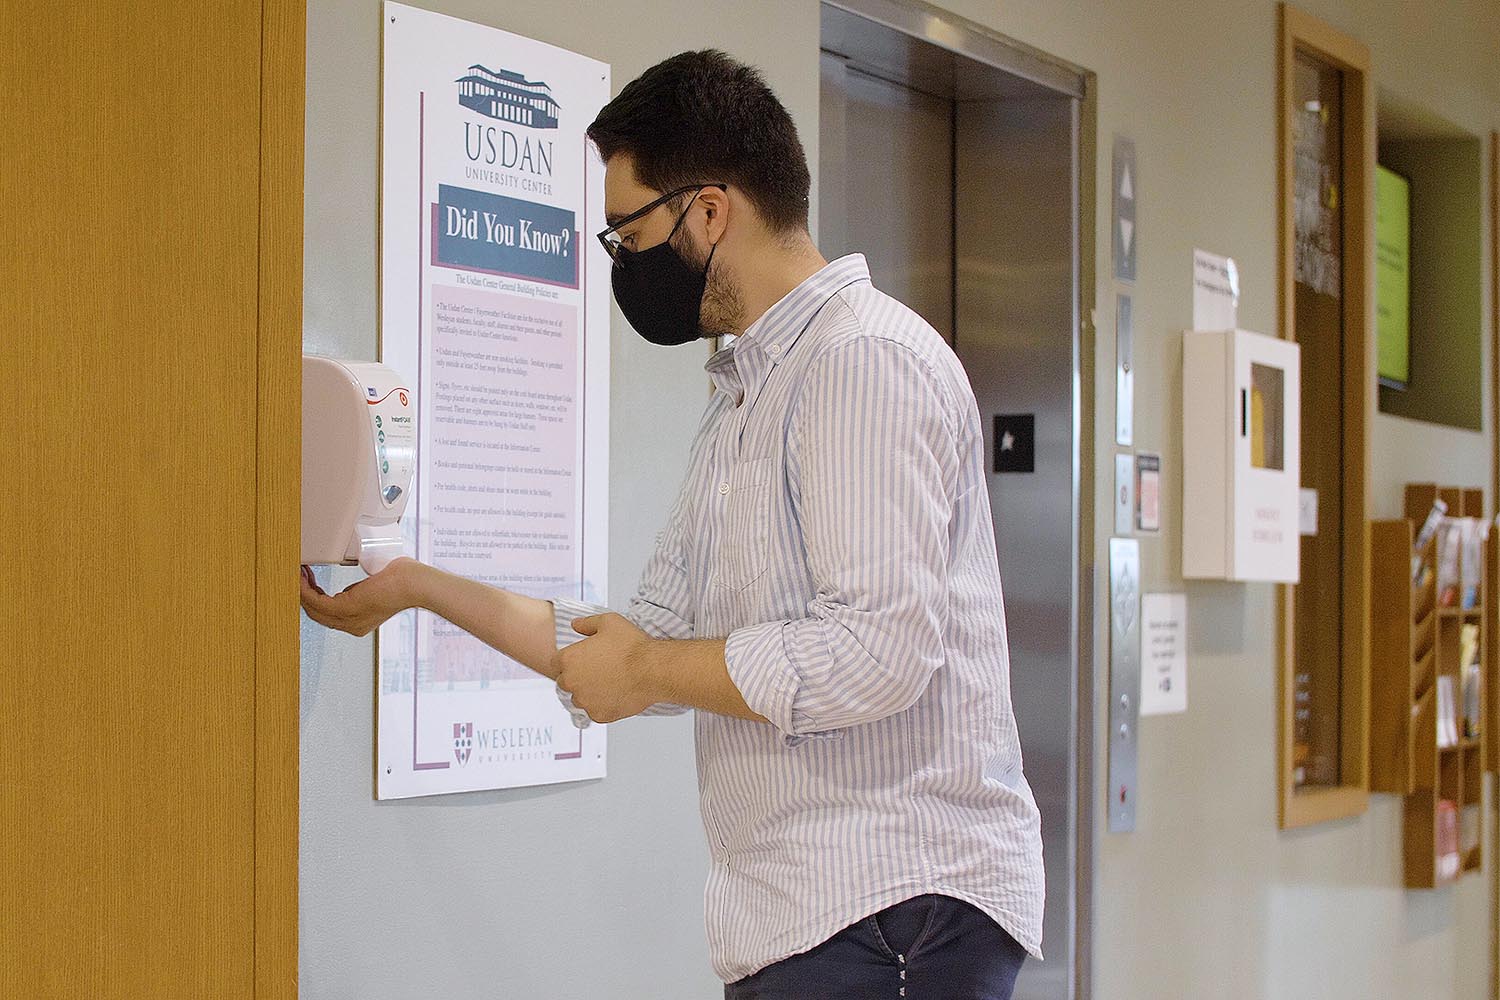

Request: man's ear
left=697, top=184, right=730, bottom=244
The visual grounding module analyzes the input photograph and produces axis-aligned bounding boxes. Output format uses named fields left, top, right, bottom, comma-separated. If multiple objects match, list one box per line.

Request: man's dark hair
left=588, top=50, right=811, bottom=233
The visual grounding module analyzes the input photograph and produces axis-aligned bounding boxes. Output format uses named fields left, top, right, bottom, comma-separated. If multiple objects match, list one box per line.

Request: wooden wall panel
left=0, top=1, right=303, bottom=996
left=256, top=0, right=305, bottom=996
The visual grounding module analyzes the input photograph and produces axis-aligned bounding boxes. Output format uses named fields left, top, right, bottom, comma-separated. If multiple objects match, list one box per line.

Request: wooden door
left=0, top=2, right=302, bottom=996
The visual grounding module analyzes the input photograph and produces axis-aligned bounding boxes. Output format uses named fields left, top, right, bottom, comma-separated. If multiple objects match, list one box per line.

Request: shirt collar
left=705, top=340, right=739, bottom=398
left=702, top=253, right=871, bottom=399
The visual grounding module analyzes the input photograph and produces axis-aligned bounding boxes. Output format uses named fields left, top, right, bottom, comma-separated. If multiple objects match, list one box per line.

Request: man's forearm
left=637, top=636, right=767, bottom=724
left=401, top=561, right=768, bottom=725
left=406, top=561, right=562, bottom=679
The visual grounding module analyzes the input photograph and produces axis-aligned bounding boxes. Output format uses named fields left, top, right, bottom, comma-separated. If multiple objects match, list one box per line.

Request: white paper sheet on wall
left=1140, top=593, right=1188, bottom=715
left=1192, top=248, right=1239, bottom=331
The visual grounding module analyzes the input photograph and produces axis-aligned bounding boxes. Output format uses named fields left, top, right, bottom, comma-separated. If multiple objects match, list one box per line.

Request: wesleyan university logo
left=455, top=64, right=560, bottom=129
left=453, top=722, right=474, bottom=766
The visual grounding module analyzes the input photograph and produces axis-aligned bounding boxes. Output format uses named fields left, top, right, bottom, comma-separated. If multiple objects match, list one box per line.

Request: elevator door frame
left=820, top=2, right=1098, bottom=997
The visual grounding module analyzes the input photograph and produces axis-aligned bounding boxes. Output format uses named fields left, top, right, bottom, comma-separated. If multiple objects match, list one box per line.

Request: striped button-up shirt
left=551, top=253, right=1044, bottom=982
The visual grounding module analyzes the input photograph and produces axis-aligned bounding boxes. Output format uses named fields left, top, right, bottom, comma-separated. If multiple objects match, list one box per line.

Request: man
left=302, top=49, right=1043, bottom=999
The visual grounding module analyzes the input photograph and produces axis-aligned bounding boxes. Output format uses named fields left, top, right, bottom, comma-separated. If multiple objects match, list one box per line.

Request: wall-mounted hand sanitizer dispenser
left=302, top=355, right=415, bottom=574
left=1182, top=328, right=1301, bottom=583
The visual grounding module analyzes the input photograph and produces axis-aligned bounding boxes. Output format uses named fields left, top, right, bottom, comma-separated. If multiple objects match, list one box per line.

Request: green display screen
left=1376, top=164, right=1411, bottom=388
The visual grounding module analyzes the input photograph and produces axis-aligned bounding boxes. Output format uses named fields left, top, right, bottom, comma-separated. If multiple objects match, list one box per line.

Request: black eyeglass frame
left=595, top=183, right=727, bottom=264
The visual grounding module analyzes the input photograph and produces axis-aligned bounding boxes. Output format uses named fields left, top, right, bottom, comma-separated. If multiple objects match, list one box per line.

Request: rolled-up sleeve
left=725, top=336, right=956, bottom=739
left=551, top=487, right=697, bottom=721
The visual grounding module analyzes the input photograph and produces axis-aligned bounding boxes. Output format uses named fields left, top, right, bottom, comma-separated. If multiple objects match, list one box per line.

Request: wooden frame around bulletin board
left=1489, top=128, right=1498, bottom=1000
left=1491, top=131, right=1498, bottom=535
left=1274, top=4, right=1374, bottom=830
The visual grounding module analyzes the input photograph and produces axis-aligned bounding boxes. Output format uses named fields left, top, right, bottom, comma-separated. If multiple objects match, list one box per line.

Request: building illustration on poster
left=456, top=64, right=561, bottom=128
left=378, top=2, right=611, bottom=799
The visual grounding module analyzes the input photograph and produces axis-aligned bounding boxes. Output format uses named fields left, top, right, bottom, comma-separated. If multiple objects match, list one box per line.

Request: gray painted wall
left=301, top=1, right=1500, bottom=997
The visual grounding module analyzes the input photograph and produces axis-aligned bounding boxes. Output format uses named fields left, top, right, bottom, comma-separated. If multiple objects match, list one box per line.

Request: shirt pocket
left=714, top=456, right=776, bottom=591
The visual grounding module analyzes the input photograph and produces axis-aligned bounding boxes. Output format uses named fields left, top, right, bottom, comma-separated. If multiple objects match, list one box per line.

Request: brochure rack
left=1370, top=484, right=1486, bottom=887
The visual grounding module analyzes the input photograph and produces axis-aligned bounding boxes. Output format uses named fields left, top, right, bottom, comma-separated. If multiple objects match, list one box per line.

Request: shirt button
left=767, top=342, right=782, bottom=355
left=718, top=481, right=730, bottom=495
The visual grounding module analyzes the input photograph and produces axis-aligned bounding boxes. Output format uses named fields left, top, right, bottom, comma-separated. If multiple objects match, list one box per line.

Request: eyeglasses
left=596, top=183, right=727, bottom=264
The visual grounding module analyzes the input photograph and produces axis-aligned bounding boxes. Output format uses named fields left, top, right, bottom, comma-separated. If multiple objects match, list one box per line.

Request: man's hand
left=553, top=612, right=660, bottom=724
left=300, top=558, right=421, bottom=637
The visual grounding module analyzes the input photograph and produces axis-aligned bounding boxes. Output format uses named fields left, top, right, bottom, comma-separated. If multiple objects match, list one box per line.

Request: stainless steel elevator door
left=819, top=52, right=954, bottom=343
left=954, top=94, right=1078, bottom=1000
left=820, top=18, right=1083, bottom=999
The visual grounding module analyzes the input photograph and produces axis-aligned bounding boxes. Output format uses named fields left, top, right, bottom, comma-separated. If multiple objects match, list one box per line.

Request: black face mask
left=610, top=207, right=718, bottom=347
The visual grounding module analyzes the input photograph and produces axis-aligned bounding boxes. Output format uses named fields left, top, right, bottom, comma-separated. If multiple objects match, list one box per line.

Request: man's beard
left=675, top=229, right=742, bottom=339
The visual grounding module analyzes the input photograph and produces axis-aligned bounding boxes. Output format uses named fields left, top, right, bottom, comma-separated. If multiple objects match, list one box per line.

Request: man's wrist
left=630, top=635, right=671, bottom=705
left=390, top=557, right=432, bottom=612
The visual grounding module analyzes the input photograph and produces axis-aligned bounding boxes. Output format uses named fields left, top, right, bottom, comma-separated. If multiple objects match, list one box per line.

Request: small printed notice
left=1135, top=452, right=1160, bottom=533
left=1299, top=488, right=1318, bottom=536
left=377, top=3, right=611, bottom=798
left=1140, top=593, right=1187, bottom=715
left=1192, top=248, right=1239, bottom=331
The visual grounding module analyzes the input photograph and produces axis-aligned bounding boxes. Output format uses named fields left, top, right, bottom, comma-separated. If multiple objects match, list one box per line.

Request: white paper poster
left=377, top=2, right=611, bottom=798
left=1299, top=488, right=1318, bottom=536
left=1140, top=593, right=1187, bottom=715
left=1191, top=248, right=1239, bottom=331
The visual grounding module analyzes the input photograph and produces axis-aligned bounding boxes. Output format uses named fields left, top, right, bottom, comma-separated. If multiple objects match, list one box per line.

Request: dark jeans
left=723, top=894, right=1027, bottom=1000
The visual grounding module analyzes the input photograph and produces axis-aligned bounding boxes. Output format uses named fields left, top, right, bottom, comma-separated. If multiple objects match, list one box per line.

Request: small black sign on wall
left=993, top=414, right=1035, bottom=474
